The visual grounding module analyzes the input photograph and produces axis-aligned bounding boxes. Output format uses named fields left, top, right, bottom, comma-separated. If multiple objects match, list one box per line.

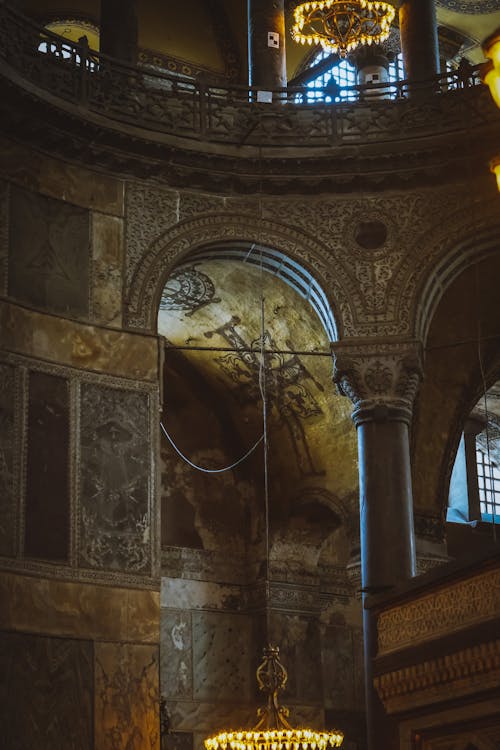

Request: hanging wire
left=160, top=421, right=263, bottom=474
left=257, top=246, right=272, bottom=639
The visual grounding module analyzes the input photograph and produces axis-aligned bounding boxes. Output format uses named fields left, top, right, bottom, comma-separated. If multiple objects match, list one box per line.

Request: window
left=476, top=447, right=500, bottom=522
left=37, top=19, right=99, bottom=72
left=298, top=50, right=406, bottom=104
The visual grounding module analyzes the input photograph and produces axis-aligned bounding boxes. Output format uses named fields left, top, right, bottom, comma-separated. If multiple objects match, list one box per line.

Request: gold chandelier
left=204, top=645, right=344, bottom=750
left=481, top=28, right=500, bottom=192
left=291, top=0, right=396, bottom=57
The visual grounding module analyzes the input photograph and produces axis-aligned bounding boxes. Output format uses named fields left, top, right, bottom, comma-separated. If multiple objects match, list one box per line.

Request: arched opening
left=156, top=243, right=363, bottom=744
left=411, top=251, right=500, bottom=560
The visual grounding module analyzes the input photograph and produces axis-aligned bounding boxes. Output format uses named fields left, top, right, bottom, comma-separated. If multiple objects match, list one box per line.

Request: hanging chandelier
left=291, top=0, right=396, bottom=57
left=204, top=645, right=344, bottom=750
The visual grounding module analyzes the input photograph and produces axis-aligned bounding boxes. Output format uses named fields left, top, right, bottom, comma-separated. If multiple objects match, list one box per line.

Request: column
left=248, top=0, right=287, bottom=94
left=352, top=45, right=391, bottom=100
left=100, top=0, right=138, bottom=64
left=399, top=0, right=439, bottom=86
left=332, top=340, right=422, bottom=750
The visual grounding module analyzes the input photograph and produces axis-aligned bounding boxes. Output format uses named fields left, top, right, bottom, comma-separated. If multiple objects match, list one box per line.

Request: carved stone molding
left=377, top=567, right=500, bottom=656
left=374, top=638, right=500, bottom=715
left=124, top=213, right=354, bottom=336
left=332, top=339, right=423, bottom=424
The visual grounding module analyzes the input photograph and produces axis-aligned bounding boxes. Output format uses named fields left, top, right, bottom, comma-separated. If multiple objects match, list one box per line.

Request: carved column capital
left=331, top=339, right=423, bottom=425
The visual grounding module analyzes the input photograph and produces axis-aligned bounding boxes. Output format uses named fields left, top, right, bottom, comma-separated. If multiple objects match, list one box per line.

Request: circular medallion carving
left=354, top=219, right=388, bottom=250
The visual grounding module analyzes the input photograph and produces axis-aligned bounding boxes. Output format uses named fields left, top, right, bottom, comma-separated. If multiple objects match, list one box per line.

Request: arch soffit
left=125, top=212, right=353, bottom=338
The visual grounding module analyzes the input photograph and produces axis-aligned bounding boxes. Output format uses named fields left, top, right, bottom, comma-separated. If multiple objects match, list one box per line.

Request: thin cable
left=258, top=245, right=272, bottom=641
left=160, top=421, right=263, bottom=474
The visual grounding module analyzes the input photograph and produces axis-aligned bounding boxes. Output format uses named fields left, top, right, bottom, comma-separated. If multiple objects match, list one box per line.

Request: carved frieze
left=374, top=638, right=500, bottom=714
left=79, top=383, right=152, bottom=574
left=377, top=567, right=500, bottom=655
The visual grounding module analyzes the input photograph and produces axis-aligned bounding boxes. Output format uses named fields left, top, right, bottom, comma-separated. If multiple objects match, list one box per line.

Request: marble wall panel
left=0, top=362, right=16, bottom=556
left=270, top=613, right=323, bottom=704
left=165, top=699, right=255, bottom=735
left=0, top=572, right=160, bottom=643
left=25, top=370, right=70, bottom=561
left=192, top=611, right=253, bottom=703
left=321, top=626, right=356, bottom=711
left=8, top=185, right=91, bottom=317
left=161, top=578, right=242, bottom=611
left=92, top=212, right=123, bottom=327
left=161, top=610, right=193, bottom=700
left=0, top=300, right=159, bottom=381
left=0, top=180, right=8, bottom=294
left=163, top=731, right=194, bottom=750
left=79, top=383, right=152, bottom=573
left=0, top=136, right=124, bottom=215
left=0, top=630, right=93, bottom=750
left=94, top=641, right=160, bottom=750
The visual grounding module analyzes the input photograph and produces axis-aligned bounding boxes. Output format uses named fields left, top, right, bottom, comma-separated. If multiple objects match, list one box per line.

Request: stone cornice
left=376, top=565, right=500, bottom=656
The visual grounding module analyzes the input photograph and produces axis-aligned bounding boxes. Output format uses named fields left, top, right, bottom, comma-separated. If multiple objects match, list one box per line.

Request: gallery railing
left=0, top=0, right=493, bottom=149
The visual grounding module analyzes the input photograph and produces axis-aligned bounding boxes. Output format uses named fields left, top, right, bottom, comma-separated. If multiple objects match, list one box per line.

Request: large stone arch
left=124, top=212, right=354, bottom=338
left=387, top=192, right=500, bottom=343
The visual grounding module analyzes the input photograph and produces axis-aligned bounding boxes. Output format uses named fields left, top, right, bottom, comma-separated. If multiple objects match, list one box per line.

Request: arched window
left=38, top=19, right=99, bottom=72
left=298, top=49, right=406, bottom=104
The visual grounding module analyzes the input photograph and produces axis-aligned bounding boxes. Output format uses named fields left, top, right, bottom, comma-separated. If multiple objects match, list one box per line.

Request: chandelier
left=481, top=28, right=500, bottom=192
left=291, top=0, right=396, bottom=57
left=204, top=645, right=344, bottom=750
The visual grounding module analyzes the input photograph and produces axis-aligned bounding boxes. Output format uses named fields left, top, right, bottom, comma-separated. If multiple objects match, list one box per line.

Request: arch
left=414, top=224, right=500, bottom=345
left=383, top=186, right=500, bottom=343
left=125, top=213, right=352, bottom=338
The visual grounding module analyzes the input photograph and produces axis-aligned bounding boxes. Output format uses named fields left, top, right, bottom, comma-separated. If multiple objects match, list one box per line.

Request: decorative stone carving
left=374, top=638, right=500, bottom=714
left=332, top=340, right=423, bottom=424
left=78, top=383, right=152, bottom=574
left=125, top=183, right=179, bottom=292
left=377, top=567, right=500, bottom=656
left=125, top=212, right=354, bottom=335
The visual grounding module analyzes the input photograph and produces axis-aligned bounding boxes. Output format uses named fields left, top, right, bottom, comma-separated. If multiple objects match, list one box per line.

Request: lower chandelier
left=204, top=645, right=344, bottom=750
left=291, top=0, right=395, bottom=57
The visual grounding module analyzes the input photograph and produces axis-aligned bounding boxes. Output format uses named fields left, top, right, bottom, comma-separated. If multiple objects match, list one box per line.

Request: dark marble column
left=100, top=0, right=138, bottom=64
left=399, top=0, right=439, bottom=85
left=248, top=0, right=287, bottom=91
left=333, top=341, right=422, bottom=750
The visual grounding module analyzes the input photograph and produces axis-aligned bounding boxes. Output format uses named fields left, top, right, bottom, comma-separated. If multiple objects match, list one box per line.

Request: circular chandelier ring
left=291, top=0, right=396, bottom=57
